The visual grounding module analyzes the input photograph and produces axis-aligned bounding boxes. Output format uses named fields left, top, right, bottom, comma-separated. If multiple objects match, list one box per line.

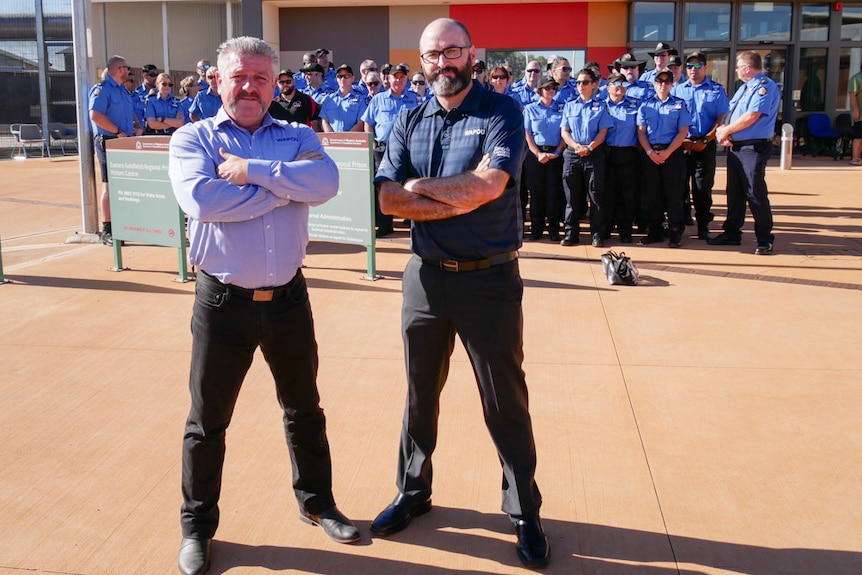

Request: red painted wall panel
left=587, top=46, right=628, bottom=71
left=451, top=4, right=589, bottom=49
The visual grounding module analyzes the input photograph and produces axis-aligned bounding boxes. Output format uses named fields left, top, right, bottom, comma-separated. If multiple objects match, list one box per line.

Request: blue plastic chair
left=806, top=113, right=840, bottom=159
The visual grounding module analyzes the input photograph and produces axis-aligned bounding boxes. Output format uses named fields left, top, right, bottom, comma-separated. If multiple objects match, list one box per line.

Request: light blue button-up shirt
left=189, top=88, right=222, bottom=120
left=562, top=96, right=613, bottom=143
left=672, top=78, right=730, bottom=138
left=361, top=89, right=419, bottom=143
left=637, top=94, right=692, bottom=145
left=169, top=108, right=338, bottom=289
left=523, top=100, right=565, bottom=147
left=320, top=89, right=368, bottom=132
left=605, top=96, right=640, bottom=147
left=89, top=76, right=135, bottom=136
left=727, top=72, right=781, bottom=140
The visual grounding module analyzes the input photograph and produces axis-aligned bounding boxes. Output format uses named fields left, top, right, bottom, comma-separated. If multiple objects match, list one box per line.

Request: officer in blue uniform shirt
left=320, top=64, right=367, bottom=132
left=144, top=72, right=185, bottom=134
left=189, top=67, right=222, bottom=121
left=371, top=18, right=549, bottom=569
left=641, top=42, right=677, bottom=84
left=362, top=62, right=419, bottom=236
left=299, top=63, right=334, bottom=104
left=550, top=58, right=576, bottom=104
left=616, top=53, right=655, bottom=102
left=636, top=69, right=692, bottom=247
left=672, top=51, right=730, bottom=239
left=315, top=48, right=339, bottom=91
left=523, top=74, right=566, bottom=241
left=604, top=72, right=641, bottom=243
left=88, top=55, right=143, bottom=244
left=710, top=50, right=780, bottom=255
left=560, top=68, right=613, bottom=247
left=293, top=52, right=317, bottom=91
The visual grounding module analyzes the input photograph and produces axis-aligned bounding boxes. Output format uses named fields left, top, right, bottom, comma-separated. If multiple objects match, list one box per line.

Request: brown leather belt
left=422, top=250, right=518, bottom=272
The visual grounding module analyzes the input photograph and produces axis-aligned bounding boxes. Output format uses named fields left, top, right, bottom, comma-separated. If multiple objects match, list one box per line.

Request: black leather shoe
left=375, top=228, right=394, bottom=238
left=638, top=235, right=662, bottom=245
left=754, top=242, right=773, bottom=255
left=548, top=231, right=561, bottom=242
left=178, top=537, right=211, bottom=575
left=301, top=506, right=360, bottom=544
left=668, top=232, right=682, bottom=248
left=620, top=234, right=633, bottom=244
left=696, top=227, right=710, bottom=240
left=513, top=516, right=550, bottom=567
left=370, top=493, right=432, bottom=536
left=706, top=233, right=742, bottom=246
left=560, top=232, right=578, bottom=246
left=591, top=233, right=604, bottom=248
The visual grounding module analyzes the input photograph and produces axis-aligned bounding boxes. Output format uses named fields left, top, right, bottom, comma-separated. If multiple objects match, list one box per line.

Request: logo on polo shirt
left=464, top=128, right=486, bottom=136
left=492, top=145, right=511, bottom=159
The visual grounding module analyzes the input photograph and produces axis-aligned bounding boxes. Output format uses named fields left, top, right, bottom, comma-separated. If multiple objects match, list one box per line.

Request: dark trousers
left=373, top=146, right=394, bottom=233
left=638, top=147, right=686, bottom=238
left=686, top=140, right=717, bottom=228
left=181, top=270, right=334, bottom=539
left=606, top=146, right=638, bottom=237
left=723, top=141, right=774, bottom=243
left=563, top=147, right=609, bottom=235
left=398, top=256, right=542, bottom=518
left=523, top=152, right=564, bottom=237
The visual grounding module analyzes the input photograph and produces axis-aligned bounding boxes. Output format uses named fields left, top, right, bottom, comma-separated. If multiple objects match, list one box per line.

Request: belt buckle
left=440, top=260, right=460, bottom=272
left=252, top=289, right=274, bottom=302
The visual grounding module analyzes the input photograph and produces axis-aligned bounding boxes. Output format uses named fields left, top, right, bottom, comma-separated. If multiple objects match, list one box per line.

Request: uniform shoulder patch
left=757, top=86, right=768, bottom=96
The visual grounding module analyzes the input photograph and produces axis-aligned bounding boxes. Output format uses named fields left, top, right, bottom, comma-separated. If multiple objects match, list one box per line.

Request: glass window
left=484, top=49, right=587, bottom=83
left=685, top=3, right=732, bottom=41
left=739, top=3, right=792, bottom=42
left=841, top=4, right=862, bottom=40
left=797, top=47, right=828, bottom=111
left=801, top=5, right=830, bottom=41
left=838, top=47, right=862, bottom=109
left=632, top=2, right=675, bottom=43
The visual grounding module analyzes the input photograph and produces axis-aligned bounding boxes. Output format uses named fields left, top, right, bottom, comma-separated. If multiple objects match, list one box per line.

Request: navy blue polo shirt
left=375, top=83, right=527, bottom=261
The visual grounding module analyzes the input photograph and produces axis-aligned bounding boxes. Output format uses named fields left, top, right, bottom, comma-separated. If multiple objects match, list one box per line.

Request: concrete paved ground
left=1, top=154, right=861, bottom=575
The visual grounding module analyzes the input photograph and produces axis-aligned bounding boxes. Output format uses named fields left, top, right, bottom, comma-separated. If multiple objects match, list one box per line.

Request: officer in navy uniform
left=560, top=68, right=613, bottom=247
left=371, top=17, right=549, bottom=569
left=320, top=65, right=368, bottom=132
left=671, top=51, right=730, bottom=239
left=636, top=69, right=692, bottom=247
left=361, top=62, right=419, bottom=237
left=604, top=72, right=641, bottom=243
left=710, top=50, right=780, bottom=255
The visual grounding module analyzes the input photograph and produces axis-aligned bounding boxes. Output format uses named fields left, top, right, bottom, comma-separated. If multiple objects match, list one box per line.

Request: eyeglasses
left=363, top=67, right=378, bottom=72
left=197, top=64, right=210, bottom=70
left=541, top=85, right=558, bottom=92
left=575, top=79, right=593, bottom=85
left=412, top=80, right=426, bottom=85
left=420, top=45, right=471, bottom=64
left=686, top=62, right=704, bottom=70
left=609, top=80, right=629, bottom=88
left=206, top=75, right=216, bottom=79
left=147, top=73, right=158, bottom=78
left=556, top=66, right=573, bottom=72
left=526, top=69, right=541, bottom=74
left=337, top=74, right=352, bottom=79
left=490, top=75, right=507, bottom=80
left=655, top=78, right=673, bottom=84
left=161, top=82, right=174, bottom=87
left=366, top=81, right=380, bottom=87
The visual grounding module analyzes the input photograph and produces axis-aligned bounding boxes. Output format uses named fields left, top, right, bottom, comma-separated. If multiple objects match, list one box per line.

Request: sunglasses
left=366, top=81, right=380, bottom=86
left=337, top=74, right=353, bottom=79
left=412, top=80, right=426, bottom=85
left=197, top=64, right=210, bottom=70
left=526, top=69, right=541, bottom=74
left=686, top=62, right=704, bottom=70
left=655, top=78, right=673, bottom=84
left=364, top=67, right=378, bottom=72
left=278, top=79, right=293, bottom=84
left=161, top=82, right=174, bottom=87
left=490, top=75, right=507, bottom=80
left=575, top=80, right=593, bottom=85
left=609, top=80, right=629, bottom=87
left=557, top=66, right=573, bottom=72
left=147, top=73, right=158, bottom=78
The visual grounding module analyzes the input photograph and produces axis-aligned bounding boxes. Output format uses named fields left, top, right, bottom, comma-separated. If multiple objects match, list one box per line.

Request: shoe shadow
left=205, top=506, right=862, bottom=574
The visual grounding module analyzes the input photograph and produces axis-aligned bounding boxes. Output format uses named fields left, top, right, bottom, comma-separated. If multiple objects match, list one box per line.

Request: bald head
left=419, top=18, right=472, bottom=53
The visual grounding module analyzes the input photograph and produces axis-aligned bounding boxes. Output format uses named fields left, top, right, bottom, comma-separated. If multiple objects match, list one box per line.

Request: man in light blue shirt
left=320, top=64, right=367, bottom=132
left=189, top=67, right=221, bottom=121
left=169, top=35, right=359, bottom=575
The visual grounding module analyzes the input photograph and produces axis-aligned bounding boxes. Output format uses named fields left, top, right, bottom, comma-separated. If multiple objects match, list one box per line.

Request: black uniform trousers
left=523, top=151, right=564, bottom=238
left=606, top=146, right=639, bottom=239
left=638, top=147, right=687, bottom=240
left=685, top=139, right=718, bottom=229
left=373, top=144, right=394, bottom=234
left=181, top=270, right=335, bottom=539
left=562, top=146, right=610, bottom=236
left=398, top=256, right=542, bottom=519
left=723, top=141, right=774, bottom=244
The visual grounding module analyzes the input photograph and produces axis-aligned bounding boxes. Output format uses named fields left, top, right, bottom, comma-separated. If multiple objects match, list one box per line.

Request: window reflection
left=838, top=47, right=862, bottom=109
left=801, top=5, right=830, bottom=41
left=798, top=47, right=828, bottom=111
left=739, top=3, right=792, bottom=42
left=685, top=3, right=731, bottom=42
left=841, top=4, right=862, bottom=40
left=632, top=2, right=675, bottom=42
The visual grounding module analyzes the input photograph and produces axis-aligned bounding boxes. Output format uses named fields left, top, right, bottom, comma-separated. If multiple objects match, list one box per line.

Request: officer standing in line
left=604, top=71, right=641, bottom=243
left=89, top=55, right=144, bottom=245
left=189, top=67, right=222, bottom=121
left=362, top=63, right=419, bottom=237
left=320, top=64, right=367, bottom=132
left=672, top=51, right=729, bottom=239
left=560, top=68, right=613, bottom=247
left=710, top=50, right=780, bottom=255
left=641, top=42, right=677, bottom=84
left=636, top=69, right=691, bottom=247
left=616, top=53, right=654, bottom=102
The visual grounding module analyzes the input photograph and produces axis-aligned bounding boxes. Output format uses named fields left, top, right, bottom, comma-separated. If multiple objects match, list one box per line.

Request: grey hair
left=217, top=36, right=279, bottom=77
left=106, top=55, right=126, bottom=72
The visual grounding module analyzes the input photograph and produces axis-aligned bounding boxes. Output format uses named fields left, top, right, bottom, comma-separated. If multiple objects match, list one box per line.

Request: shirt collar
left=213, top=107, right=278, bottom=132
left=422, top=80, right=483, bottom=118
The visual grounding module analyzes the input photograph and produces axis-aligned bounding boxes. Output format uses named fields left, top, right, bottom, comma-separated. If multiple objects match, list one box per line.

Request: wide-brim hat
left=648, top=42, right=678, bottom=57
left=300, top=63, right=325, bottom=74
left=614, top=52, right=646, bottom=68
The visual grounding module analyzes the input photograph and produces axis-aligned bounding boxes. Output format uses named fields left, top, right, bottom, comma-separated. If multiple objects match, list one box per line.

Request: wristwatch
left=115, top=129, right=122, bottom=135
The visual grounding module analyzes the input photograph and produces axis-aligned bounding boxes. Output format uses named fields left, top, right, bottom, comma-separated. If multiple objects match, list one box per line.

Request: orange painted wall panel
left=451, top=4, right=589, bottom=49
left=586, top=2, right=629, bottom=47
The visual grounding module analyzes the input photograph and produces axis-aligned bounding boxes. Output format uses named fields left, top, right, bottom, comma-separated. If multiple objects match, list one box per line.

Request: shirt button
left=266, top=224, right=271, bottom=229
left=268, top=249, right=272, bottom=254
left=269, top=273, right=273, bottom=277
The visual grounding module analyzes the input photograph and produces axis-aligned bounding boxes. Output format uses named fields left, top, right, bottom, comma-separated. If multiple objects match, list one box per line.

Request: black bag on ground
left=601, top=250, right=639, bottom=286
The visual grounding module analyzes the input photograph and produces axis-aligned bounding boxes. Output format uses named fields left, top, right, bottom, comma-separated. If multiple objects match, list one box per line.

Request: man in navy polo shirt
left=370, top=17, right=549, bottom=569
